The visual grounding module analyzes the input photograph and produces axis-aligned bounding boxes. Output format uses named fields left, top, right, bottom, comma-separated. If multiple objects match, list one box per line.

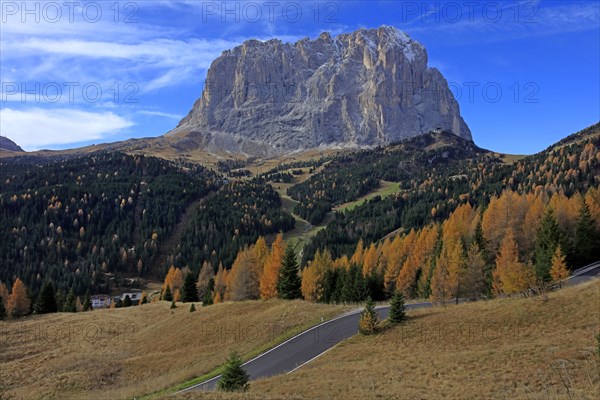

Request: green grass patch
left=336, top=181, right=401, bottom=212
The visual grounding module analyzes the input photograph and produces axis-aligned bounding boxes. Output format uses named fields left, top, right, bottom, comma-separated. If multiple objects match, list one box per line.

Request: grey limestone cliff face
left=171, top=26, right=471, bottom=156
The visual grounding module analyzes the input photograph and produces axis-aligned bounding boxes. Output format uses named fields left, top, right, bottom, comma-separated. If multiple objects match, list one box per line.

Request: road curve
left=176, top=302, right=431, bottom=393
left=176, top=261, right=600, bottom=394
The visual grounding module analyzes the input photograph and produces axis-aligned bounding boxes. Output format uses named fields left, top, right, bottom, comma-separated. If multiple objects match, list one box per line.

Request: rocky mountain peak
left=170, top=26, right=471, bottom=156
left=0, top=136, right=24, bottom=152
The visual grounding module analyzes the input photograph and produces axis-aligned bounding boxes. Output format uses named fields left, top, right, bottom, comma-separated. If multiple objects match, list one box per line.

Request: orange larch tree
left=259, top=233, right=285, bottom=299
left=492, top=229, right=534, bottom=295
left=226, top=246, right=260, bottom=301
left=362, top=243, right=379, bottom=277
left=550, top=245, right=569, bottom=286
left=213, top=262, right=227, bottom=301
left=7, top=278, right=31, bottom=317
left=430, top=239, right=464, bottom=305
left=301, top=249, right=332, bottom=302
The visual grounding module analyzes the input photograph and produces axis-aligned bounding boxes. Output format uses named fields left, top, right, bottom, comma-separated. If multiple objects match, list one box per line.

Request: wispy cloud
left=139, top=110, right=183, bottom=120
left=0, top=108, right=134, bottom=150
left=403, top=1, right=599, bottom=44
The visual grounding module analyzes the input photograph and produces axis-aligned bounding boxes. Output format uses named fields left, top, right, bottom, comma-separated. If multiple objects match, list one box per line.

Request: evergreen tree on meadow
left=190, top=303, right=196, bottom=312
left=0, top=295, right=6, bottom=320
left=83, top=289, right=92, bottom=311
left=358, top=297, right=379, bottom=335
left=36, top=281, right=58, bottom=314
left=163, top=285, right=173, bottom=302
left=276, top=246, right=302, bottom=300
left=182, top=272, right=199, bottom=303
left=170, top=300, right=177, bottom=309
left=574, top=201, right=600, bottom=268
left=217, top=352, right=249, bottom=392
left=534, top=208, right=562, bottom=282
left=63, top=289, right=77, bottom=313
left=388, top=291, right=406, bottom=324
left=123, top=295, right=132, bottom=308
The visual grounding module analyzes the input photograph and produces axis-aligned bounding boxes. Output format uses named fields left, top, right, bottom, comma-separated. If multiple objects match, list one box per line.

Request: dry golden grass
left=176, top=280, right=600, bottom=400
left=0, top=300, right=348, bottom=400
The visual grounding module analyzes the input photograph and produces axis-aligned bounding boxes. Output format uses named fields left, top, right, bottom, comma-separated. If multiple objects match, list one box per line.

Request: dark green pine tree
left=0, top=295, right=6, bottom=320
left=55, top=289, right=65, bottom=312
left=388, top=291, right=406, bottom=324
left=36, top=281, right=58, bottom=314
left=63, top=289, right=77, bottom=313
left=83, top=289, right=92, bottom=311
left=534, top=208, right=562, bottom=282
left=574, top=201, right=600, bottom=268
left=163, top=285, right=173, bottom=302
left=217, top=352, right=249, bottom=392
left=170, top=300, right=177, bottom=309
left=182, top=272, right=199, bottom=302
left=474, top=217, right=487, bottom=252
left=276, top=246, right=302, bottom=300
left=189, top=303, right=196, bottom=312
left=123, top=295, right=132, bottom=307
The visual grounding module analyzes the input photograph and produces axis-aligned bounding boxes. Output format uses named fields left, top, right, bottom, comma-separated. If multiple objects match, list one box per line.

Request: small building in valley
left=90, top=294, right=111, bottom=309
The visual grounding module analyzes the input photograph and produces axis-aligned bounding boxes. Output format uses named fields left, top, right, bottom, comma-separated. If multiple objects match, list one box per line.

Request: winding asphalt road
left=176, top=261, right=600, bottom=394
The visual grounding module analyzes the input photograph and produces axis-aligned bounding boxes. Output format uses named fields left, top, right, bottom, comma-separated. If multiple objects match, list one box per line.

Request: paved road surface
left=177, top=261, right=600, bottom=394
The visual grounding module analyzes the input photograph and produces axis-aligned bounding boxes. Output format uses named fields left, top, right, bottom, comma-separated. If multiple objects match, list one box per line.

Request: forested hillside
left=300, top=124, right=600, bottom=265
left=168, top=181, right=295, bottom=274
left=0, top=152, right=217, bottom=300
left=287, top=132, right=495, bottom=225
left=1, top=123, right=598, bottom=318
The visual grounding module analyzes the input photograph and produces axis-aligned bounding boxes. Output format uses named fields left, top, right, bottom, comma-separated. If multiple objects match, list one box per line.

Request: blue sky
left=1, top=0, right=598, bottom=153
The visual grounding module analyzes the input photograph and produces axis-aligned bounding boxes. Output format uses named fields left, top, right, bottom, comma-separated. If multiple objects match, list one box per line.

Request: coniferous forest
left=1, top=123, right=599, bottom=317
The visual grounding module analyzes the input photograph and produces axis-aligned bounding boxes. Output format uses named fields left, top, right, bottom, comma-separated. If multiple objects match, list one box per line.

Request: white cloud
left=139, top=110, right=183, bottom=120
left=0, top=107, right=134, bottom=150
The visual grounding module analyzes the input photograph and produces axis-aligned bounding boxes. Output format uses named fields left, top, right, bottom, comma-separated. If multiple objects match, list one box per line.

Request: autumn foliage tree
left=162, top=266, right=184, bottom=300
left=358, top=298, right=379, bottom=335
left=260, top=233, right=285, bottom=299
left=197, top=261, right=214, bottom=305
left=550, top=245, right=569, bottom=287
left=430, top=239, right=464, bottom=305
left=7, top=278, right=31, bottom=317
left=493, top=230, right=534, bottom=295
left=301, top=249, right=332, bottom=302
left=213, top=262, right=227, bottom=303
left=226, top=246, right=260, bottom=301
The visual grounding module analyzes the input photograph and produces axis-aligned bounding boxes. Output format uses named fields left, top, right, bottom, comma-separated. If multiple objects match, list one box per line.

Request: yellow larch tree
left=253, top=236, right=269, bottom=281
left=585, top=188, right=600, bottom=229
left=226, top=246, right=260, bottom=301
left=7, top=278, right=31, bottom=317
left=259, top=233, right=285, bottom=299
left=383, top=235, right=406, bottom=294
left=162, top=266, right=184, bottom=299
left=302, top=249, right=333, bottom=302
left=362, top=243, right=379, bottom=277
left=430, top=239, right=464, bottom=305
left=550, top=245, right=569, bottom=286
left=0, top=281, right=9, bottom=309
left=213, top=262, right=227, bottom=301
left=350, top=239, right=365, bottom=267
left=492, top=229, right=534, bottom=295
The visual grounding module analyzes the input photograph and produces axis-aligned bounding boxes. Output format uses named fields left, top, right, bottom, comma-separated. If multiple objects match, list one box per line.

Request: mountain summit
left=169, top=26, right=471, bottom=156
left=0, top=136, right=24, bottom=152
